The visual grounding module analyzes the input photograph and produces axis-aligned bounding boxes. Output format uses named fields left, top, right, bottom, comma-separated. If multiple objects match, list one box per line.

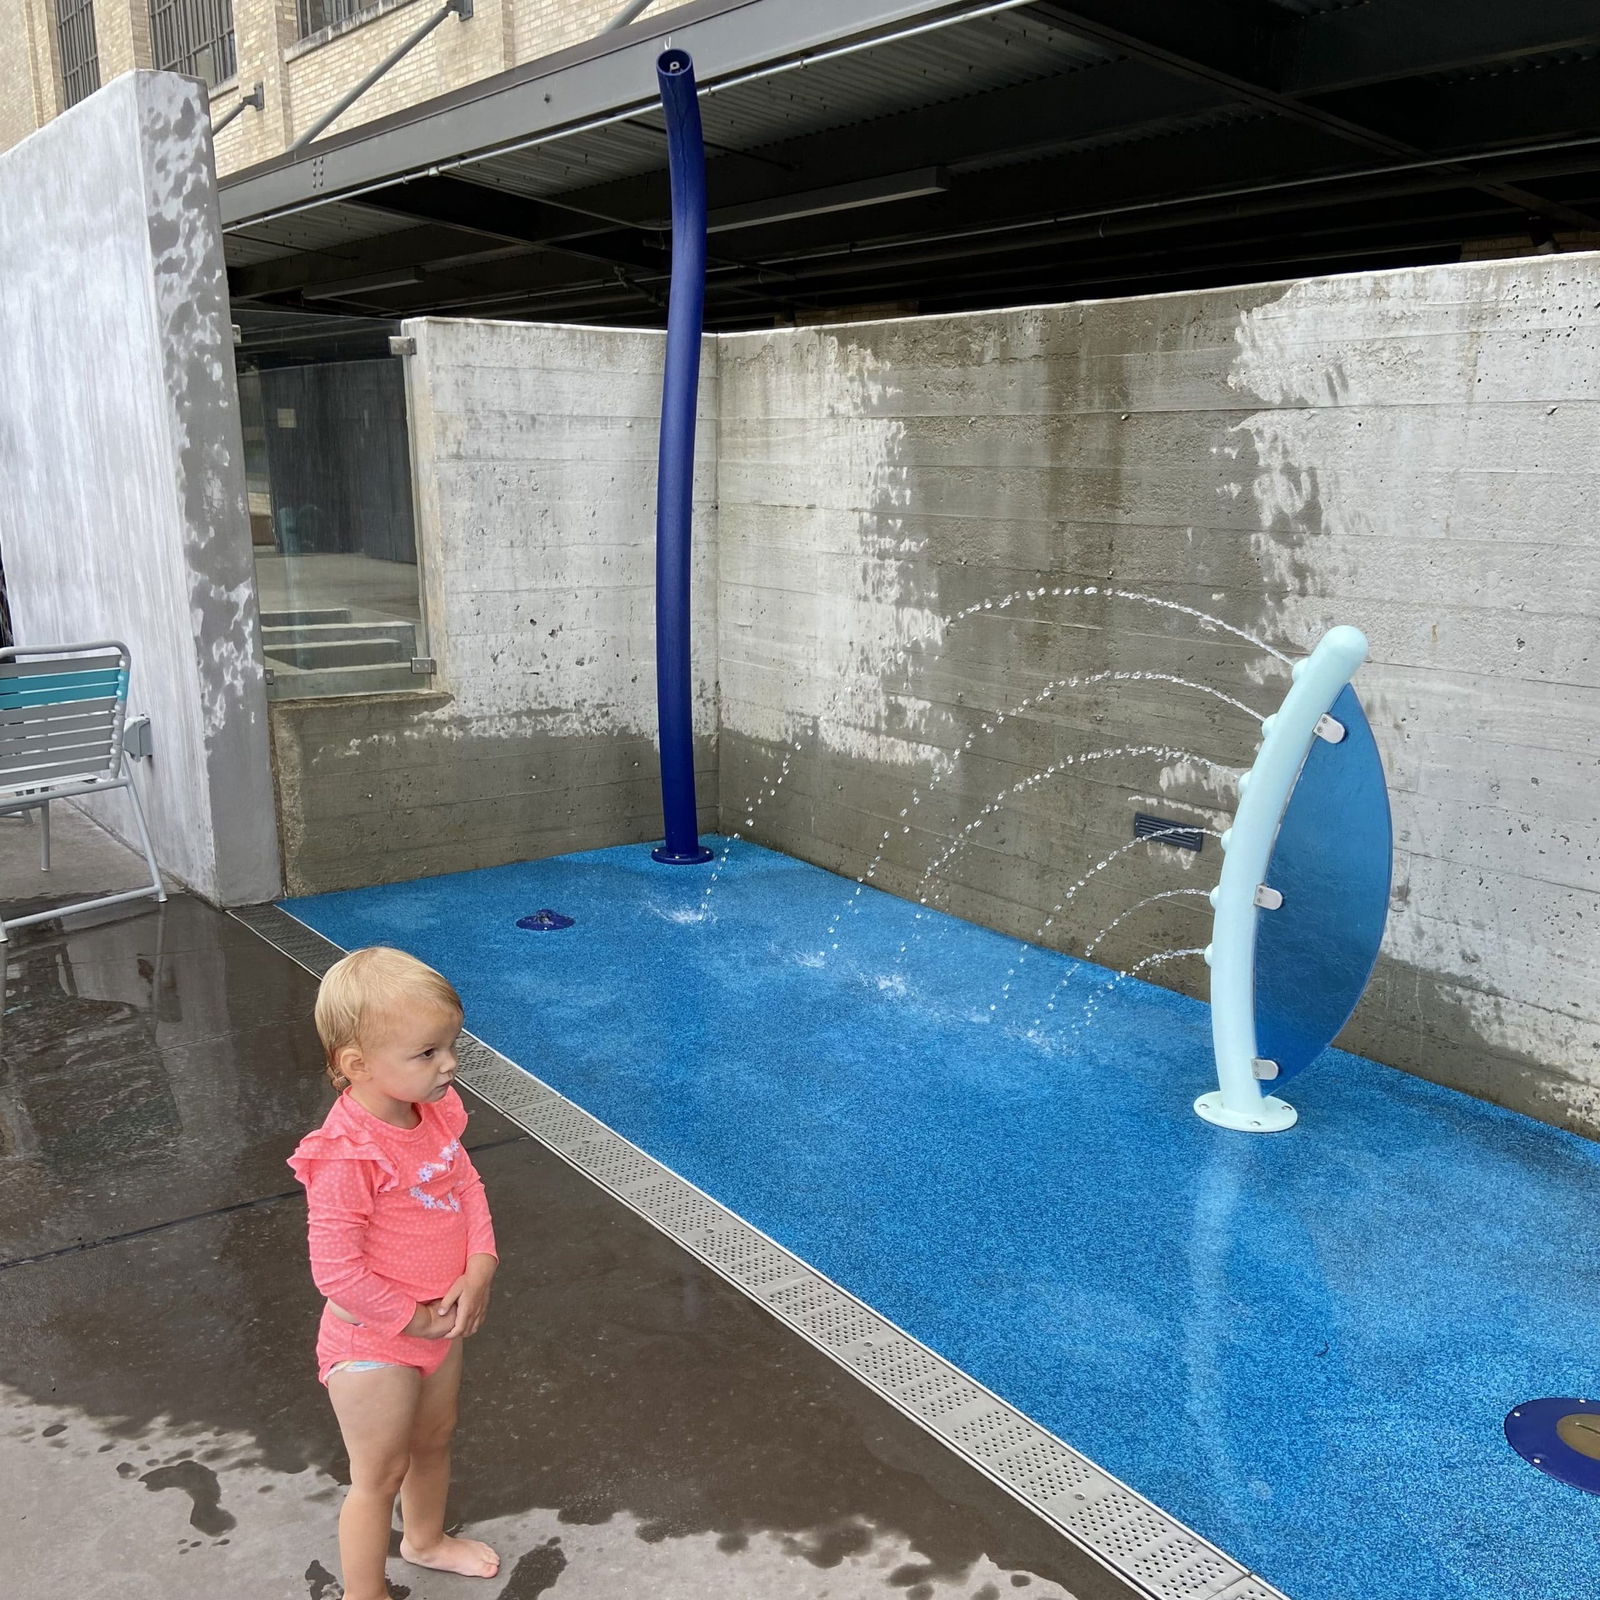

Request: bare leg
left=327, top=1364, right=423, bottom=1600
left=398, top=1342, right=498, bottom=1579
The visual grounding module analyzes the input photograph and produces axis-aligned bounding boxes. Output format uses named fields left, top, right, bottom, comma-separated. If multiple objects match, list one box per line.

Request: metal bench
left=0, top=640, right=166, bottom=942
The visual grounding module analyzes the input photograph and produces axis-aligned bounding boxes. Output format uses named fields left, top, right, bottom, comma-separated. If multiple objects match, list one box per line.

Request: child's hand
left=438, top=1256, right=496, bottom=1339
left=403, top=1300, right=459, bottom=1340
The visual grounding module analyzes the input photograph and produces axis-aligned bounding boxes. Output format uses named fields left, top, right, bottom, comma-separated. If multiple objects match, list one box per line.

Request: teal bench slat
left=0, top=669, right=128, bottom=708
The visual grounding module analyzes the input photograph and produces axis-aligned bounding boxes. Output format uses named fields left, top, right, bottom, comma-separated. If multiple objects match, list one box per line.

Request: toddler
left=289, top=946, right=500, bottom=1598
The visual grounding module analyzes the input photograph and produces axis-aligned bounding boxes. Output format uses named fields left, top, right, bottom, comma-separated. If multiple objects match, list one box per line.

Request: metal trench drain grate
left=233, top=903, right=1290, bottom=1600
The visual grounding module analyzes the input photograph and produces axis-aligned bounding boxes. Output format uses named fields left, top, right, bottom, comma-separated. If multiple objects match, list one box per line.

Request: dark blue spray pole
left=650, top=48, right=714, bottom=865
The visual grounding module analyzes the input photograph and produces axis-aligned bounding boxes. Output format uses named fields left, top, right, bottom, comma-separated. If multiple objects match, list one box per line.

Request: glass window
left=55, top=0, right=101, bottom=107
left=235, top=311, right=428, bottom=702
left=298, top=0, right=375, bottom=38
left=149, top=0, right=237, bottom=87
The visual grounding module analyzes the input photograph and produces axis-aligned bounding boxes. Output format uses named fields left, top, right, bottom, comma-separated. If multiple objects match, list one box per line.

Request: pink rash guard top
left=289, top=1087, right=496, bottom=1380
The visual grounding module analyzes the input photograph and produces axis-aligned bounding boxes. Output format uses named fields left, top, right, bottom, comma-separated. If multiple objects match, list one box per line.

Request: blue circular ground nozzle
left=1506, top=1398, right=1600, bottom=1493
left=516, top=908, right=575, bottom=931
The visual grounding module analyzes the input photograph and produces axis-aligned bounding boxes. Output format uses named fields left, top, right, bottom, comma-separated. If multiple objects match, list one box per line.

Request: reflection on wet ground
left=0, top=889, right=1137, bottom=1600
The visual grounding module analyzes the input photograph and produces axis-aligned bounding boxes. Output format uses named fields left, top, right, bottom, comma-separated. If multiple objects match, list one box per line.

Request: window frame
left=55, top=0, right=101, bottom=108
left=149, top=0, right=238, bottom=88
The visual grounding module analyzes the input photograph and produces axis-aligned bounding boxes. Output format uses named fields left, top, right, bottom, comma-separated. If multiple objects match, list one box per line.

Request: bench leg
left=126, top=780, right=166, bottom=906
left=39, top=800, right=50, bottom=871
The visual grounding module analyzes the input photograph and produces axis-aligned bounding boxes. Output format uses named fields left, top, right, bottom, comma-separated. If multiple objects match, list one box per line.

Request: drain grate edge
left=233, top=902, right=1290, bottom=1600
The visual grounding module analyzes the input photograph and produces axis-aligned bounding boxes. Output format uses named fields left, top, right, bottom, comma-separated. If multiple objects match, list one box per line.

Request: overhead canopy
left=220, top=0, right=1600, bottom=330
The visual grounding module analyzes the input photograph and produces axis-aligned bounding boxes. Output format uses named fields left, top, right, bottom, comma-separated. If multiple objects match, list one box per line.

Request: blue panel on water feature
left=1255, top=683, right=1391, bottom=1083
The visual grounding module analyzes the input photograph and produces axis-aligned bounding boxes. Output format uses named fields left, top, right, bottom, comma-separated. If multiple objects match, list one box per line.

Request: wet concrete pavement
left=1, top=841, right=1141, bottom=1599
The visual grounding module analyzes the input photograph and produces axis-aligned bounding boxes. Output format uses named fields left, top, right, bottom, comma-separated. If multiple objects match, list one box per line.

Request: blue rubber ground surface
left=286, top=839, right=1600, bottom=1600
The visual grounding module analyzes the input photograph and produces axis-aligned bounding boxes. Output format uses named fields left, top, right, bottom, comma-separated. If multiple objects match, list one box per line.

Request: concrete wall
left=0, top=71, right=281, bottom=905
left=268, top=317, right=717, bottom=894
left=715, top=258, right=1600, bottom=1135
left=263, top=257, right=1597, bottom=1134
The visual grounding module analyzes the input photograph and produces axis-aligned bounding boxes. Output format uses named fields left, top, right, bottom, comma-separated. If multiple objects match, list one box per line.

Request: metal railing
left=600, top=0, right=655, bottom=32
left=150, top=0, right=237, bottom=86
left=55, top=0, right=100, bottom=107
left=291, top=0, right=469, bottom=148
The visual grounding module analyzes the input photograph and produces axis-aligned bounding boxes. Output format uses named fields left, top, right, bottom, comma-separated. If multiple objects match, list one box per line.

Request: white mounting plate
left=1195, top=1090, right=1297, bottom=1133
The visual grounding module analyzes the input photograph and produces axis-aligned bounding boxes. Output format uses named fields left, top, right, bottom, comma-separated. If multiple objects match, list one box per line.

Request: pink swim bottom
left=316, top=1304, right=456, bottom=1387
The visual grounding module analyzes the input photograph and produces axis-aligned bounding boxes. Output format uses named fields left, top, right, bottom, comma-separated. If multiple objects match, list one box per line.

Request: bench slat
left=0, top=654, right=122, bottom=679
left=0, top=697, right=121, bottom=732
left=0, top=670, right=127, bottom=710
left=0, top=749, right=119, bottom=785
left=0, top=727, right=117, bottom=762
left=0, top=706, right=119, bottom=739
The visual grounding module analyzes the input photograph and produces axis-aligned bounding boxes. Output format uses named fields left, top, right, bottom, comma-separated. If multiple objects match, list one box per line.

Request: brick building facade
left=0, top=0, right=696, bottom=170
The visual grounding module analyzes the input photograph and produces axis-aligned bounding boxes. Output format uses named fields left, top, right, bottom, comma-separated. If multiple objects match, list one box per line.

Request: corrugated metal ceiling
left=1258, top=0, right=1363, bottom=15
left=378, top=10, right=1109, bottom=205
left=1424, top=44, right=1600, bottom=85
left=957, top=102, right=1270, bottom=174
left=698, top=10, right=1115, bottom=141
left=226, top=205, right=421, bottom=261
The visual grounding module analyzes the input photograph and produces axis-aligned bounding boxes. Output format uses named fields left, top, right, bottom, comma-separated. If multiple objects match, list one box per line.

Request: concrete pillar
left=95, top=0, right=155, bottom=80
left=22, top=0, right=66, bottom=124
left=229, top=0, right=301, bottom=164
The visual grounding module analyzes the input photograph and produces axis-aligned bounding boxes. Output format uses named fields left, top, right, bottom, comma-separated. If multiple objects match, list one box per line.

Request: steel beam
left=353, top=175, right=668, bottom=269
left=1022, top=0, right=1600, bottom=229
left=219, top=0, right=1005, bottom=230
left=560, top=61, right=1223, bottom=224
left=1273, top=1, right=1600, bottom=96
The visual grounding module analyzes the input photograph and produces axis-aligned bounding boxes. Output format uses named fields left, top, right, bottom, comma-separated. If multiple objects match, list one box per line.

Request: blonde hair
left=314, top=946, right=463, bottom=1092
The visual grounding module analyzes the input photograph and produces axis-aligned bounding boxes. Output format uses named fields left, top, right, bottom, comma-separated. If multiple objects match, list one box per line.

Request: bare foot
left=399, top=1534, right=500, bottom=1578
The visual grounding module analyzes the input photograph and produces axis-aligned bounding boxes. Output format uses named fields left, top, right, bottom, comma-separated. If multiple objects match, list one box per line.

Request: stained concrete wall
left=268, top=318, right=718, bottom=894
left=0, top=71, right=280, bottom=906
left=716, top=259, right=1600, bottom=1135
left=265, top=259, right=1597, bottom=1134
